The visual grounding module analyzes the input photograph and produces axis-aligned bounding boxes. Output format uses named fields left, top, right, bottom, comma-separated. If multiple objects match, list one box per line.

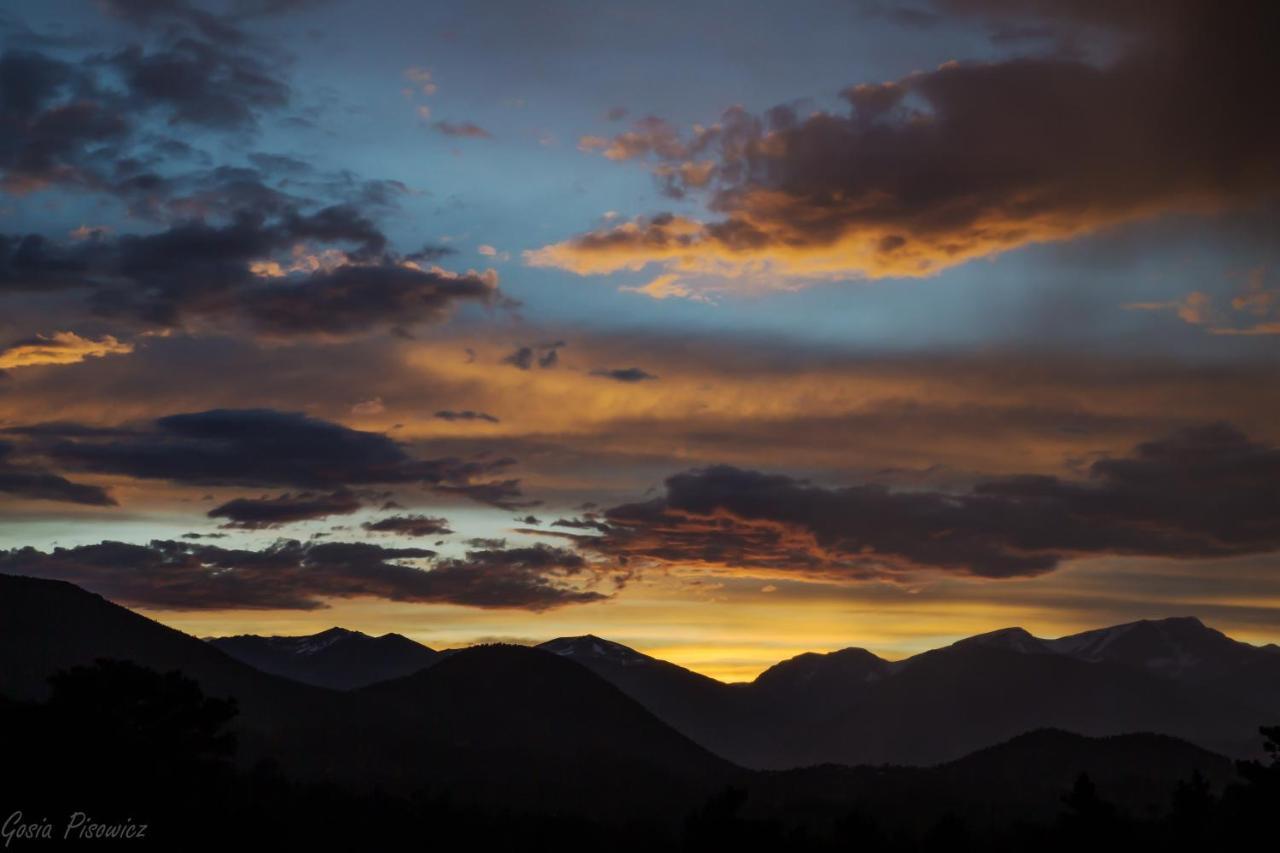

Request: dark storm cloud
left=585, top=424, right=1280, bottom=580
left=12, top=409, right=523, bottom=507
left=591, top=367, right=657, bottom=383
left=207, top=489, right=362, bottom=529
left=540, top=0, right=1280, bottom=282
left=361, top=514, right=453, bottom=537
left=0, top=207, right=499, bottom=335
left=0, top=538, right=603, bottom=611
left=0, top=440, right=115, bottom=506
left=434, top=410, right=500, bottom=423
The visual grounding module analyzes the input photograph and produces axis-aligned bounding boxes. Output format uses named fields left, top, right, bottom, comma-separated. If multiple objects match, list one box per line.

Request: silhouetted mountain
left=544, top=621, right=1279, bottom=769
left=0, top=574, right=338, bottom=733
left=6, top=654, right=1267, bottom=852
left=359, top=643, right=736, bottom=813
left=751, top=646, right=891, bottom=709
left=742, top=728, right=1240, bottom=835
left=939, top=728, right=1237, bottom=801
left=955, top=626, right=1055, bottom=655
left=536, top=635, right=763, bottom=763
left=1048, top=617, right=1263, bottom=681
left=0, top=574, right=736, bottom=817
left=209, top=627, right=439, bottom=689
left=5, top=572, right=1276, bottom=783
left=788, top=641, right=1265, bottom=767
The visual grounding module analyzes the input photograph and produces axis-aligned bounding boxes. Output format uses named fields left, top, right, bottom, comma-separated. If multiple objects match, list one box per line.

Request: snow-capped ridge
left=538, top=634, right=653, bottom=667
left=955, top=626, right=1052, bottom=655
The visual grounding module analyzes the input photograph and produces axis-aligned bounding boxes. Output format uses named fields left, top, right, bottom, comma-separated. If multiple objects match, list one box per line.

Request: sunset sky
left=1, top=0, right=1277, bottom=681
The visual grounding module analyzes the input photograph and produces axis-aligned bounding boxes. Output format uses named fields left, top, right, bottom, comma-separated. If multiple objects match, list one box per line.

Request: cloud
left=427, top=544, right=606, bottom=609
left=351, top=397, right=386, bottom=416
left=433, top=410, right=500, bottom=423
left=581, top=424, right=1280, bottom=581
left=403, top=66, right=437, bottom=96
left=433, top=478, right=538, bottom=511
left=433, top=121, right=492, bottom=139
left=362, top=514, right=453, bottom=537
left=207, top=489, right=362, bottom=529
left=12, top=409, right=523, bottom=505
left=591, top=367, right=658, bottom=383
left=0, top=207, right=501, bottom=337
left=502, top=346, right=534, bottom=369
left=0, top=6, right=418, bottom=230
left=98, top=0, right=290, bottom=131
left=0, top=332, right=134, bottom=370
left=106, top=39, right=289, bottom=131
left=501, top=340, right=563, bottom=370
left=619, top=273, right=710, bottom=302
left=0, top=441, right=115, bottom=506
left=0, top=49, right=128, bottom=194
left=577, top=116, right=686, bottom=162
left=0, top=539, right=605, bottom=611
left=100, top=0, right=245, bottom=42
left=237, top=262, right=499, bottom=337
left=69, top=225, right=111, bottom=241
left=1127, top=268, right=1280, bottom=336
left=0, top=0, right=295, bottom=196
left=532, top=1, right=1280, bottom=293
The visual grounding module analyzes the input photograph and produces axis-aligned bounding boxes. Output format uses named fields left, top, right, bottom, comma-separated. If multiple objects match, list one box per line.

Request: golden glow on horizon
left=139, top=557, right=1280, bottom=683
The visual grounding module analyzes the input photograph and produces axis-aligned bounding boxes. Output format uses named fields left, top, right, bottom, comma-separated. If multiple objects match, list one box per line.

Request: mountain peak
left=275, top=627, right=366, bottom=656
left=1046, top=616, right=1252, bottom=679
left=753, top=646, right=890, bottom=693
left=538, top=635, right=653, bottom=666
left=955, top=627, right=1051, bottom=655
left=208, top=626, right=438, bottom=689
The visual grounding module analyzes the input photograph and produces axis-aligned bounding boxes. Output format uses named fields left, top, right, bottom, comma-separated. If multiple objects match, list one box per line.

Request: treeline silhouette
left=1, top=659, right=1278, bottom=851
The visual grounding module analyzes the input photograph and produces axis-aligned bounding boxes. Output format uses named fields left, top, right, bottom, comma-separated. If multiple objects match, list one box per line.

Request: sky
left=0, top=0, right=1277, bottom=681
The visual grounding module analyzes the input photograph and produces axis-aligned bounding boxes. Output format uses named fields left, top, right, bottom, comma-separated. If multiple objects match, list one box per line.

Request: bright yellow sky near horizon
left=140, top=555, right=1280, bottom=683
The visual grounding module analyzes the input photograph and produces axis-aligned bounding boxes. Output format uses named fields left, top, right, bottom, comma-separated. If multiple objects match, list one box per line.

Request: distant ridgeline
left=2, top=573, right=1280, bottom=851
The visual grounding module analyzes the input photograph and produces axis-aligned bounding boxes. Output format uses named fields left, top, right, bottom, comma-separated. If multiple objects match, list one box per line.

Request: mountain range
left=209, top=627, right=440, bottom=690
left=0, top=573, right=733, bottom=817
left=531, top=621, right=1280, bottom=768
left=4, top=571, right=1278, bottom=788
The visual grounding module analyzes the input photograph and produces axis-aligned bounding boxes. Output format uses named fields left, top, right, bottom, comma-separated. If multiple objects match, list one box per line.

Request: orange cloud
left=536, top=3, right=1278, bottom=296
left=1127, top=268, right=1280, bottom=335
left=0, top=332, right=134, bottom=370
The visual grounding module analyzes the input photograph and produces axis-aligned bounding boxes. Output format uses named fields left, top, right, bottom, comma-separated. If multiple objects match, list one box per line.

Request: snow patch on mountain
left=539, top=635, right=653, bottom=667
